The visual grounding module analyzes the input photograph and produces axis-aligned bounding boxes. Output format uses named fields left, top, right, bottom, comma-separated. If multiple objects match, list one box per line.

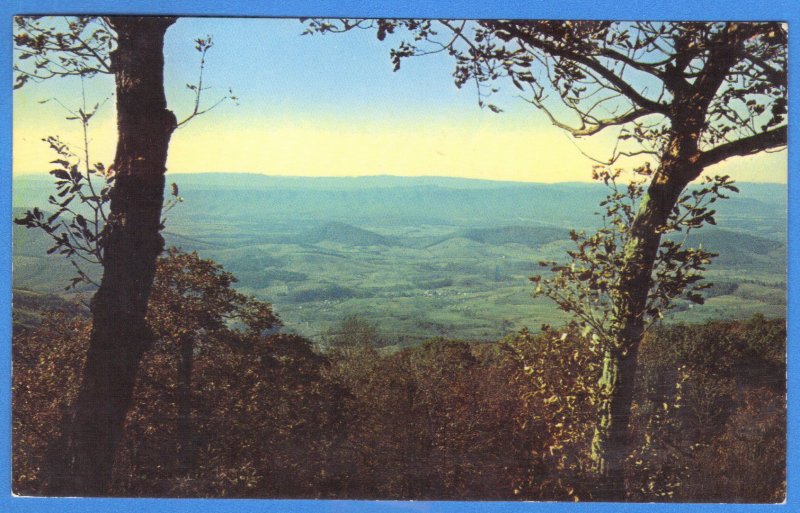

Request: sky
left=12, top=17, right=788, bottom=183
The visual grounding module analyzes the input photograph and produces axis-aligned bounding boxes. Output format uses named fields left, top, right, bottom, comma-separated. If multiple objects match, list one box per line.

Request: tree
left=12, top=251, right=334, bottom=497
left=14, top=15, right=232, bottom=494
left=323, top=314, right=385, bottom=357
left=56, top=16, right=177, bottom=495
left=530, top=166, right=734, bottom=497
left=146, top=249, right=280, bottom=475
left=305, top=20, right=788, bottom=498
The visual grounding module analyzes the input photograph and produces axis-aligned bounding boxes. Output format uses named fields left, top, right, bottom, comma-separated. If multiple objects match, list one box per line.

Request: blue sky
left=12, top=17, right=788, bottom=183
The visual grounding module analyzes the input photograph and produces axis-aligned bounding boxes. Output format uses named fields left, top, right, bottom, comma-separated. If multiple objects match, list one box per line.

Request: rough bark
left=46, top=16, right=177, bottom=496
left=589, top=129, right=700, bottom=499
left=585, top=25, right=756, bottom=497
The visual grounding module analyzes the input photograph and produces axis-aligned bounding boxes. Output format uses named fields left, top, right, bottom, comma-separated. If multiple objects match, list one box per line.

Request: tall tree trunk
left=586, top=26, right=750, bottom=498
left=589, top=141, right=700, bottom=500
left=46, top=16, right=177, bottom=496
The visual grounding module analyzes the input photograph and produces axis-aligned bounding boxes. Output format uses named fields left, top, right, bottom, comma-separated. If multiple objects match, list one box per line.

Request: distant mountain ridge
left=12, top=174, right=786, bottom=340
left=459, top=225, right=569, bottom=247
left=14, top=172, right=787, bottom=193
left=14, top=173, right=787, bottom=240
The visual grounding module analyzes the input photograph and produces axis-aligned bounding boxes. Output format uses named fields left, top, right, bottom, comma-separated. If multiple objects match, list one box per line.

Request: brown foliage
left=627, top=317, right=786, bottom=501
left=12, top=261, right=786, bottom=501
left=506, top=327, right=600, bottom=500
left=13, top=250, right=340, bottom=497
left=12, top=314, right=90, bottom=493
left=322, top=337, right=539, bottom=499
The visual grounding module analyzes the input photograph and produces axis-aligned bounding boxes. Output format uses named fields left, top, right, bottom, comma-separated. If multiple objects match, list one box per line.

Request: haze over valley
left=13, top=173, right=786, bottom=345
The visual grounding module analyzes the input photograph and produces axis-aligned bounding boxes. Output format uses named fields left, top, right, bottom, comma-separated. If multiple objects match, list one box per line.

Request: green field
left=12, top=174, right=786, bottom=344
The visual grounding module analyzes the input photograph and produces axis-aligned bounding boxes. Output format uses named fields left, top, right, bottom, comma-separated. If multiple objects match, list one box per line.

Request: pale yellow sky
left=11, top=17, right=787, bottom=184
left=13, top=95, right=787, bottom=184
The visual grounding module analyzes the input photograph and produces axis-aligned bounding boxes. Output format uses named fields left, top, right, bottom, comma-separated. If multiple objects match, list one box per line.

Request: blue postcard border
left=1, top=1, right=797, bottom=512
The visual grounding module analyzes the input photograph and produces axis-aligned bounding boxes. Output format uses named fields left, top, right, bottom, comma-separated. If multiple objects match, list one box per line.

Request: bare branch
left=696, top=125, right=787, bottom=168
left=533, top=98, right=649, bottom=138
left=176, top=36, right=236, bottom=129
left=490, top=21, right=670, bottom=116
left=742, top=51, right=787, bottom=88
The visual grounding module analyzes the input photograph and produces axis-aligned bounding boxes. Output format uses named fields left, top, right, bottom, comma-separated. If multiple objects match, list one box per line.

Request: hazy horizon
left=11, top=169, right=789, bottom=186
left=13, top=17, right=788, bottom=184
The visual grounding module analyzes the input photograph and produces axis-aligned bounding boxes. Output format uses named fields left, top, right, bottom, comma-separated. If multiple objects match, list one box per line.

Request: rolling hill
left=459, top=225, right=569, bottom=247
left=11, top=174, right=787, bottom=342
left=298, top=222, right=397, bottom=246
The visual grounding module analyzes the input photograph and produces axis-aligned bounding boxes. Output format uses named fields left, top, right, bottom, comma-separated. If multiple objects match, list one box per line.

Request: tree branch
left=535, top=100, right=649, bottom=138
left=594, top=46, right=670, bottom=81
left=742, top=51, right=787, bottom=88
left=689, top=23, right=754, bottom=112
left=490, top=21, right=670, bottom=116
left=696, top=125, right=787, bottom=168
left=63, top=16, right=113, bottom=73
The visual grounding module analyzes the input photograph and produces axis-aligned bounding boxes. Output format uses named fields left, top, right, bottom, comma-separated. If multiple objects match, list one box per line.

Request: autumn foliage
left=12, top=251, right=785, bottom=500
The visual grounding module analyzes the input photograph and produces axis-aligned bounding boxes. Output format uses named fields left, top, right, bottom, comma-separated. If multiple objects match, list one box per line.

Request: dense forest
left=11, top=251, right=786, bottom=500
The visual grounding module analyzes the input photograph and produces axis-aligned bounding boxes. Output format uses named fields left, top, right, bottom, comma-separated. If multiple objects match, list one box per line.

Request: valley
left=12, top=174, right=787, bottom=344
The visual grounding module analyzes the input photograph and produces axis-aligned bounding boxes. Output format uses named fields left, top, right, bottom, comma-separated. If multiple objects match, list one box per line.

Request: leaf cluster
left=530, top=167, right=738, bottom=351
left=148, top=248, right=281, bottom=345
left=14, top=136, right=114, bottom=289
left=14, top=137, right=183, bottom=290
left=503, top=325, right=600, bottom=500
left=13, top=16, right=114, bottom=89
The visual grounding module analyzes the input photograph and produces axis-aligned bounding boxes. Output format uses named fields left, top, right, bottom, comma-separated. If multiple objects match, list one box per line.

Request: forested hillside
left=13, top=301, right=785, bottom=500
